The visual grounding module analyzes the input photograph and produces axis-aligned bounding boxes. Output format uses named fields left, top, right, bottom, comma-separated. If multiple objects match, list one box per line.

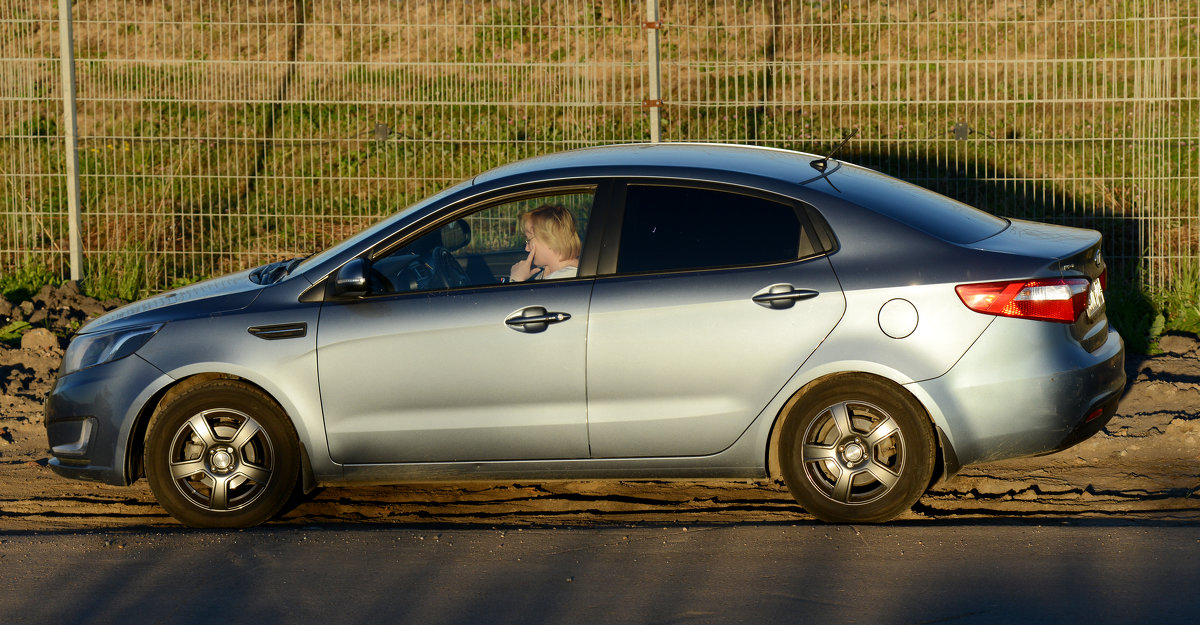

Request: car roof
left=471, top=143, right=829, bottom=187
left=472, top=142, right=1010, bottom=246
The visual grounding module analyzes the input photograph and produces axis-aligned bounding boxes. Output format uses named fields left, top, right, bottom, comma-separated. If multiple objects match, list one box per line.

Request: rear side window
left=617, top=185, right=806, bottom=274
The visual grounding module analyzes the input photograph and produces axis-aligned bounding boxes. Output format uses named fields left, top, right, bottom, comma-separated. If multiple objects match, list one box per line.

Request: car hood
left=78, top=269, right=263, bottom=335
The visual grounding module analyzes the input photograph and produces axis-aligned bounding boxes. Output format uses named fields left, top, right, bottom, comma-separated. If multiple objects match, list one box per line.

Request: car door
left=317, top=189, right=597, bottom=464
left=586, top=183, right=846, bottom=458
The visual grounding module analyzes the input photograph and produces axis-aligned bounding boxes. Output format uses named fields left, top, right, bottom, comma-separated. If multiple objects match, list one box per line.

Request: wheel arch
left=124, top=373, right=317, bottom=494
left=764, top=371, right=959, bottom=488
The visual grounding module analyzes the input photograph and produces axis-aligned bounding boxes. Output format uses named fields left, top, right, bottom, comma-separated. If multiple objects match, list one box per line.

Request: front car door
left=317, top=188, right=598, bottom=464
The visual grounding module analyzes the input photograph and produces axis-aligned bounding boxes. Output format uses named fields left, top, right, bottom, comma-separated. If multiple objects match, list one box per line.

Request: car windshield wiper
left=283, top=255, right=309, bottom=276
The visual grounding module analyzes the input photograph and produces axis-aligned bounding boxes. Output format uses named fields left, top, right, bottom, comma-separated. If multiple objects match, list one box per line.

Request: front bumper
left=911, top=318, right=1126, bottom=467
left=44, top=353, right=170, bottom=486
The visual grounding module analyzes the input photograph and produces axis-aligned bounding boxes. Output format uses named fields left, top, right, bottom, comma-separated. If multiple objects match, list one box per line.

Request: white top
left=541, top=266, right=578, bottom=280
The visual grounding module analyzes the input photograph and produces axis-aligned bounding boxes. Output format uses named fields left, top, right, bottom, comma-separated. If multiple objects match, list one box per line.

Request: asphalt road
left=3, top=520, right=1198, bottom=625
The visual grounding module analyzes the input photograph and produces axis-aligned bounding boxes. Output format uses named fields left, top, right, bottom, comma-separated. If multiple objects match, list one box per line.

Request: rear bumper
left=44, top=354, right=169, bottom=486
left=911, top=318, right=1125, bottom=467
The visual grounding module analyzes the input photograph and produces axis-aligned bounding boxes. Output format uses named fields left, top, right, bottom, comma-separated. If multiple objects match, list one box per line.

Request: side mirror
left=331, top=258, right=370, bottom=298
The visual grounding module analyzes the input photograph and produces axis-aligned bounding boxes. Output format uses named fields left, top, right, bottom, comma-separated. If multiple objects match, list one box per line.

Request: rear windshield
left=833, top=164, right=1008, bottom=244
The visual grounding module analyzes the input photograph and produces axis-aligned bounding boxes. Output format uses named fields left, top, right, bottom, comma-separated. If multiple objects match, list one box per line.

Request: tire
left=779, top=374, right=935, bottom=523
left=144, top=380, right=300, bottom=528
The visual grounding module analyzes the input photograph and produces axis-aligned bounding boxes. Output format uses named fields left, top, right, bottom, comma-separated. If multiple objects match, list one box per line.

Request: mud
left=2, top=284, right=1197, bottom=530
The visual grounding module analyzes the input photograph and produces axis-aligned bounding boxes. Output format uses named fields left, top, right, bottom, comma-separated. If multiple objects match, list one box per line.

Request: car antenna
left=806, top=127, right=860, bottom=192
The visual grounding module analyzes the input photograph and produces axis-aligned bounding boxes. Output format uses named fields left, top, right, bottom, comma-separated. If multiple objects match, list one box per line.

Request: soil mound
left=1, top=281, right=123, bottom=350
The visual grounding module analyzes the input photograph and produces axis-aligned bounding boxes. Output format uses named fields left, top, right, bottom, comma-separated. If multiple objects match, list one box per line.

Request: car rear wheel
left=780, top=375, right=935, bottom=523
left=145, top=380, right=300, bottom=528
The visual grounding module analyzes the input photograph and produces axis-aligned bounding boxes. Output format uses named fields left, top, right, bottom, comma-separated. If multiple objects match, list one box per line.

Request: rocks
left=0, top=285, right=119, bottom=416
left=34, top=281, right=121, bottom=320
left=0, top=285, right=113, bottom=402
left=1158, top=334, right=1200, bottom=358
left=20, top=328, right=60, bottom=352
left=1, top=281, right=122, bottom=345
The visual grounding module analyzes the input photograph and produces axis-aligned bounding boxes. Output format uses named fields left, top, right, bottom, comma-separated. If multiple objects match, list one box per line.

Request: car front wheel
left=780, top=374, right=935, bottom=523
left=145, top=380, right=300, bottom=528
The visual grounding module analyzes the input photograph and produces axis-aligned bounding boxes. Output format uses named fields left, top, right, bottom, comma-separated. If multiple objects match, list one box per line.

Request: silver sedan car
left=44, top=143, right=1125, bottom=527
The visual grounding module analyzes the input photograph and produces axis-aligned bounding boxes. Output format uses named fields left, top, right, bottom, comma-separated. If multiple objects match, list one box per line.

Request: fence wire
left=2, top=2, right=68, bottom=282
left=1, top=0, right=1197, bottom=296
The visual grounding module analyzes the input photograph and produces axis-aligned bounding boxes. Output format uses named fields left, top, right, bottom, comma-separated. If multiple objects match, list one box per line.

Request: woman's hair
left=521, top=204, right=581, bottom=260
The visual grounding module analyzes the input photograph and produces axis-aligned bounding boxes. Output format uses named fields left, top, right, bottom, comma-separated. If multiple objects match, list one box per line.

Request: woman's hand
left=509, top=250, right=537, bottom=282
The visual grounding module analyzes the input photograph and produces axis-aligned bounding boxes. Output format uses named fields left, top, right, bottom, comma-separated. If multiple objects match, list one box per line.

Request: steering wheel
left=389, top=258, right=436, bottom=292
left=430, top=246, right=470, bottom=288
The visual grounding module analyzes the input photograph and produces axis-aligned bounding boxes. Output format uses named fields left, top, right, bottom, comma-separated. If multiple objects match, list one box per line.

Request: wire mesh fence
left=1, top=2, right=69, bottom=282
left=1, top=0, right=1197, bottom=296
left=659, top=0, right=1199, bottom=289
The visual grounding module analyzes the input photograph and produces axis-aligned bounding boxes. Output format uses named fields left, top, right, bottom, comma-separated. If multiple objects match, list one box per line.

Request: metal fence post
left=643, top=0, right=662, bottom=143
left=57, top=0, right=83, bottom=281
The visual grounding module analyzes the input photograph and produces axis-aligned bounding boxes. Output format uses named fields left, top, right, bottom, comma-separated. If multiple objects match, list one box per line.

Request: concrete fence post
left=57, top=0, right=83, bottom=281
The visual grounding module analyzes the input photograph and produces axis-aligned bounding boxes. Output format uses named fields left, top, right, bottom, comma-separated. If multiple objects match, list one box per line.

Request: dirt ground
left=2, top=284, right=1198, bottom=531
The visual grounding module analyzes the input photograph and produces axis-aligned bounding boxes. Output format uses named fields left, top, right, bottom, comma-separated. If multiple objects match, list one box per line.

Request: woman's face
left=524, top=224, right=553, bottom=266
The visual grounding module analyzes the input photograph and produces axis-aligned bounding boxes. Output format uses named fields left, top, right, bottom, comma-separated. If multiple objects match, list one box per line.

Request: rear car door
left=586, top=183, right=846, bottom=458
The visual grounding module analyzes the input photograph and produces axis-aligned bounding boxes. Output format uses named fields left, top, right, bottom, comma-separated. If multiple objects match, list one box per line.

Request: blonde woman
left=509, top=204, right=581, bottom=281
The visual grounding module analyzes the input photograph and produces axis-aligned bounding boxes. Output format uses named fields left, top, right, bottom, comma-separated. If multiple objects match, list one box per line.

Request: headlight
left=60, top=324, right=163, bottom=376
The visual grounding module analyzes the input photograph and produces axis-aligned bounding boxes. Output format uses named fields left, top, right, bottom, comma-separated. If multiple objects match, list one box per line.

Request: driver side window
left=369, top=189, right=595, bottom=295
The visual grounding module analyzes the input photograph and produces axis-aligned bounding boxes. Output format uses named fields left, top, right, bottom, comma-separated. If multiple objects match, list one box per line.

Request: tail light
left=956, top=278, right=1090, bottom=323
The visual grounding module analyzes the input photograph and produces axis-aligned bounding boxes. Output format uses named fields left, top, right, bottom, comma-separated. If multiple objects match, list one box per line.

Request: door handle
left=505, top=306, right=572, bottom=333
left=752, top=284, right=819, bottom=310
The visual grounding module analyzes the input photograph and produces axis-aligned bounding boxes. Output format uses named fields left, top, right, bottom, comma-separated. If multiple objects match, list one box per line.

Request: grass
left=1, top=0, right=1196, bottom=324
left=0, top=261, right=59, bottom=303
left=0, top=320, right=31, bottom=346
left=82, top=249, right=153, bottom=303
left=2, top=96, right=1194, bottom=306
left=0, top=262, right=57, bottom=345
left=1104, top=255, right=1200, bottom=354
left=1147, top=258, right=1200, bottom=346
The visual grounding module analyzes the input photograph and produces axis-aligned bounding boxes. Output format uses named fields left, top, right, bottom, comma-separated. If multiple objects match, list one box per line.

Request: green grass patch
left=0, top=261, right=59, bottom=303
left=1150, top=258, right=1200, bottom=338
left=0, top=320, right=31, bottom=346
left=1107, top=257, right=1200, bottom=355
